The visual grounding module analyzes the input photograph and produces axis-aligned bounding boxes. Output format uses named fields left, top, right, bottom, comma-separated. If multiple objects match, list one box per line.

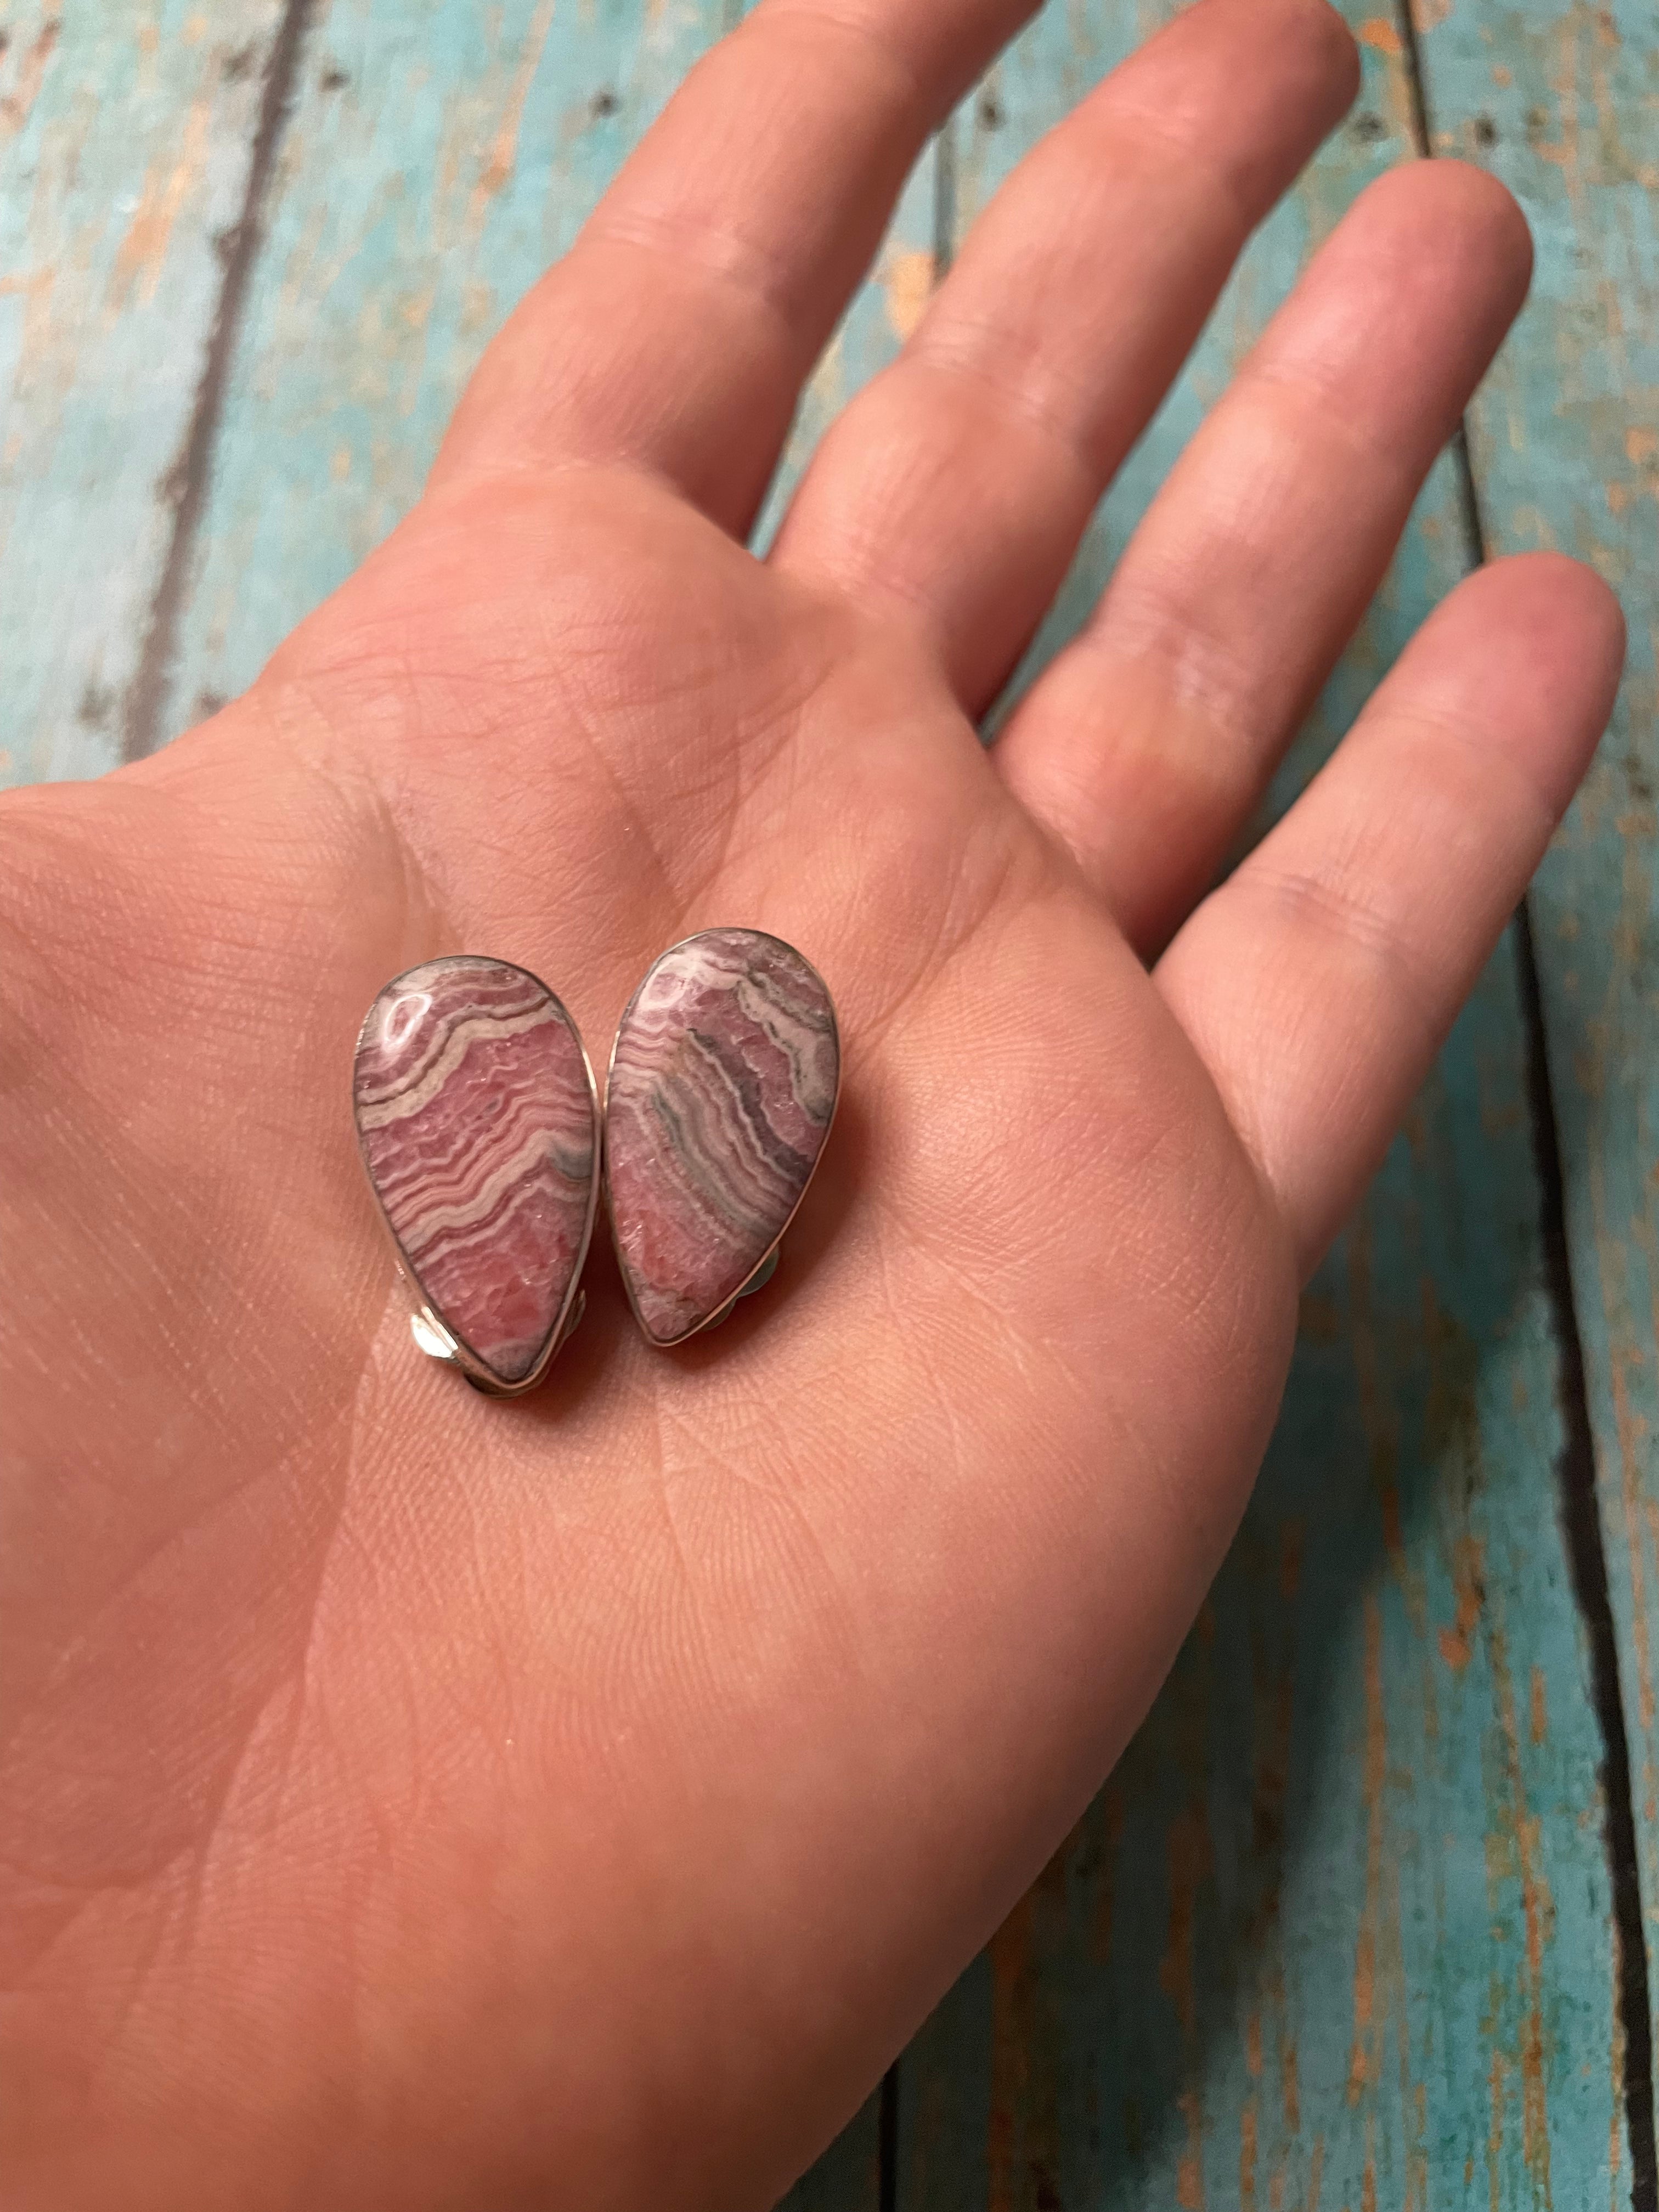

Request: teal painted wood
left=155, top=0, right=936, bottom=740
left=1413, top=0, right=1659, bottom=2143
left=893, top=6, right=1628, bottom=2207
left=0, top=0, right=284, bottom=786
left=152, top=0, right=715, bottom=737
left=0, top=0, right=1640, bottom=2206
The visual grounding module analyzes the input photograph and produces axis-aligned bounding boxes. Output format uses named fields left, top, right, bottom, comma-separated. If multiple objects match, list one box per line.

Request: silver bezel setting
left=601, top=928, right=841, bottom=1350
left=353, top=955, right=602, bottom=1398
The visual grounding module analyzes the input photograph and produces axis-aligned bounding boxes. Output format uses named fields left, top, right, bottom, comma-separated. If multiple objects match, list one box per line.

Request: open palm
left=1, top=0, right=1624, bottom=2205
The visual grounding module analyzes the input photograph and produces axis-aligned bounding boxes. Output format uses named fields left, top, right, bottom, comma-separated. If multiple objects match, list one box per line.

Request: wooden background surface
left=3, top=0, right=1655, bottom=2204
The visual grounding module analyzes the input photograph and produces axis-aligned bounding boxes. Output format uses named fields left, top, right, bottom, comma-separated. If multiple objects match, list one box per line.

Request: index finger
left=432, top=0, right=1035, bottom=533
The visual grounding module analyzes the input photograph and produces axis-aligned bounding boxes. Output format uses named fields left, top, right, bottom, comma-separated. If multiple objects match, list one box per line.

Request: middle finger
left=771, top=0, right=1359, bottom=703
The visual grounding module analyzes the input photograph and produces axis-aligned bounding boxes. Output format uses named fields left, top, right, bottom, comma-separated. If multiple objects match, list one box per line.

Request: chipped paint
left=1491, top=1624, right=1558, bottom=2202
left=1160, top=1802, right=1211, bottom=2041
left=110, top=88, right=215, bottom=311
left=1438, top=1538, right=1486, bottom=1673
left=467, top=0, right=557, bottom=225
left=0, top=15, right=59, bottom=140
left=1347, top=1595, right=1387, bottom=2105
left=881, top=245, right=934, bottom=342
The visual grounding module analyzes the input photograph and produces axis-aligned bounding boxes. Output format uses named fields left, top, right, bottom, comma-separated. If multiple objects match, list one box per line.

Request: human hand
left=0, top=0, right=1624, bottom=2203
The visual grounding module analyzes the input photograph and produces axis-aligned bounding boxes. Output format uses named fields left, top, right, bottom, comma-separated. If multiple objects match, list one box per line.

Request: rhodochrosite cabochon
left=353, top=958, right=600, bottom=1391
left=605, top=928, right=840, bottom=1345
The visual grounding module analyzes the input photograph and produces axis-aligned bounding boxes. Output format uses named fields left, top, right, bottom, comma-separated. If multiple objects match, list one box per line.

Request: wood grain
left=1415, top=0, right=1659, bottom=2183
left=0, top=0, right=1649, bottom=2205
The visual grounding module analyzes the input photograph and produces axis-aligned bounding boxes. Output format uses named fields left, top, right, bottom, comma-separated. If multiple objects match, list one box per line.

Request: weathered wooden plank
left=159, top=0, right=712, bottom=735
left=1414, top=0, right=1659, bottom=2160
left=156, top=0, right=935, bottom=746
left=894, top=7, right=1629, bottom=2207
left=0, top=0, right=285, bottom=787
left=0, top=0, right=1636, bottom=2205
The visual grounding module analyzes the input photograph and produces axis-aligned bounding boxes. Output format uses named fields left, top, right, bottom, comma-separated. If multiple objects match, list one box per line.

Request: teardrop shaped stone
left=353, top=957, right=598, bottom=1390
left=605, top=928, right=840, bottom=1345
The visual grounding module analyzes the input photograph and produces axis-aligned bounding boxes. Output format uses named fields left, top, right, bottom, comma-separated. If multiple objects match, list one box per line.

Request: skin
left=0, top=0, right=1627, bottom=2204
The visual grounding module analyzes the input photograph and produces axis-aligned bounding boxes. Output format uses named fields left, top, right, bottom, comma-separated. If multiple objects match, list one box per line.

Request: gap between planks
left=121, top=0, right=319, bottom=763
left=878, top=2062, right=899, bottom=2212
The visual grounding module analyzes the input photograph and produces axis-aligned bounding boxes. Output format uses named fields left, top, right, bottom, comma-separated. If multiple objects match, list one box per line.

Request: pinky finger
left=1155, top=552, right=1624, bottom=1276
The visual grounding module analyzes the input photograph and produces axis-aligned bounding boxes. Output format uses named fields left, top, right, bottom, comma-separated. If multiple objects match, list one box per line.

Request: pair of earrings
left=351, top=928, right=840, bottom=1397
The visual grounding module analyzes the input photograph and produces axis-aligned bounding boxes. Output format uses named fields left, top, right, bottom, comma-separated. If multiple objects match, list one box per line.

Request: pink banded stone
left=605, top=928, right=840, bottom=1345
left=353, top=957, right=598, bottom=1389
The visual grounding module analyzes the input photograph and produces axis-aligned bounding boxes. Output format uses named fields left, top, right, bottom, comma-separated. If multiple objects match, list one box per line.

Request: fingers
left=996, top=159, right=1533, bottom=953
left=433, top=0, right=1034, bottom=530
left=1156, top=554, right=1624, bottom=1277
left=771, top=0, right=1358, bottom=706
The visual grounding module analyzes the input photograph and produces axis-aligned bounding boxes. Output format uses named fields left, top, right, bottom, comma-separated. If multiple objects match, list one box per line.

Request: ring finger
left=996, top=157, right=1532, bottom=953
